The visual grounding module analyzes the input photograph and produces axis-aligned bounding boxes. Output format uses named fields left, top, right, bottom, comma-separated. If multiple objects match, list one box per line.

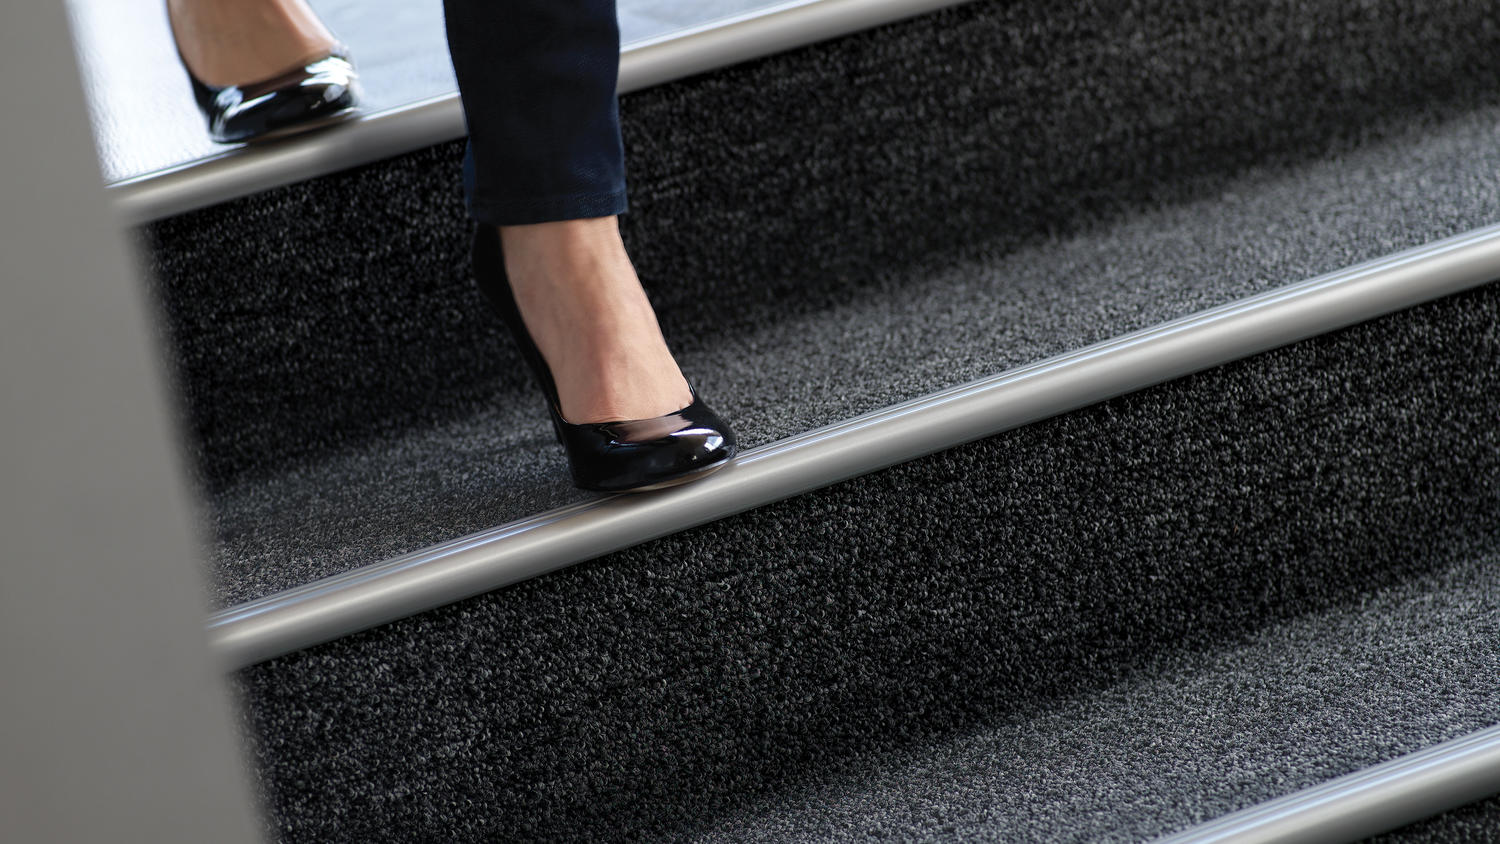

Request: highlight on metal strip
left=207, top=222, right=1500, bottom=670
left=1155, top=724, right=1500, bottom=844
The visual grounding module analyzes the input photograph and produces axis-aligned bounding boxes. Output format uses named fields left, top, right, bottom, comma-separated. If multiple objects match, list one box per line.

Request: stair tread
left=236, top=279, right=1500, bottom=841
left=697, top=547, right=1500, bottom=842
left=207, top=97, right=1500, bottom=608
left=1373, top=791, right=1500, bottom=843
left=181, top=0, right=1500, bottom=837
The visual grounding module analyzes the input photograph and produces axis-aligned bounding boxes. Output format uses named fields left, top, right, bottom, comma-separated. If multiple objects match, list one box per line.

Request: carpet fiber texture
left=146, top=0, right=1500, bottom=490
left=697, top=548, right=1500, bottom=842
left=234, top=282, right=1500, bottom=841
left=142, top=0, right=1500, bottom=837
left=1373, top=796, right=1500, bottom=843
left=142, top=0, right=1500, bottom=606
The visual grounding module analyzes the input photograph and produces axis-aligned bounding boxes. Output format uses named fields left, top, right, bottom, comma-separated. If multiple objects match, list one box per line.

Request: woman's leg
left=443, top=0, right=692, bottom=424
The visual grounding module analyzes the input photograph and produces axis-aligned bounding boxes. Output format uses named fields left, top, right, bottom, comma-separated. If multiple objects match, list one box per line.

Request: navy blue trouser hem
left=465, top=187, right=630, bottom=227
left=444, top=0, right=627, bottom=226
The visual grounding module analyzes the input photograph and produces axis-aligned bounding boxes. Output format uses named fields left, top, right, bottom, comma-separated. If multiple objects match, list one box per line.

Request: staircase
left=138, top=0, right=1500, bottom=840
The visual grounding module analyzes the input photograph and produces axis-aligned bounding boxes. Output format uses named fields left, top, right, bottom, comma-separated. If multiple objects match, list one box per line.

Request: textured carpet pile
left=136, top=0, right=1500, bottom=839
left=145, top=0, right=1500, bottom=493
left=235, top=284, right=1500, bottom=841
left=145, top=0, right=1500, bottom=606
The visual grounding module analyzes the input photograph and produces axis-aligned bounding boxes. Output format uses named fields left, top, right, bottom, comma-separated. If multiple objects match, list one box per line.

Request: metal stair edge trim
left=1153, top=723, right=1500, bottom=844
left=206, top=221, right=1500, bottom=671
left=106, top=0, right=976, bottom=225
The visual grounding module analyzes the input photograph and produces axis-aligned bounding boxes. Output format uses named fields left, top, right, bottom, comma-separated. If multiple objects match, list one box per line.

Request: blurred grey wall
left=0, top=2, right=261, bottom=842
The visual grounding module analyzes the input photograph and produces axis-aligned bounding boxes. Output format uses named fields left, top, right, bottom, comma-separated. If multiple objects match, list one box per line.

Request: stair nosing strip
left=1154, top=723, right=1500, bottom=844
left=106, top=0, right=976, bottom=225
left=207, top=221, right=1500, bottom=670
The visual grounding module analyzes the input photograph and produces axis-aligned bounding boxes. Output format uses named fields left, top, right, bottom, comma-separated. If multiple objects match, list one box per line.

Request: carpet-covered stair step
left=1157, top=726, right=1500, bottom=843
left=204, top=217, right=1500, bottom=670
left=233, top=279, right=1500, bottom=841
left=135, top=0, right=1500, bottom=836
left=146, top=0, right=1500, bottom=611
left=1375, top=795, right=1500, bottom=843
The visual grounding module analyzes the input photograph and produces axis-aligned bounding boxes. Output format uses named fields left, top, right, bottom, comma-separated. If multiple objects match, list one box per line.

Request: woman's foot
left=166, top=0, right=338, bottom=87
left=497, top=217, right=694, bottom=424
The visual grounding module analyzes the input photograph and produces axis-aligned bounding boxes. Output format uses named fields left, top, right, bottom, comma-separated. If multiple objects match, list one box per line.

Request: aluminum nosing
left=207, top=222, right=1500, bottom=670
left=107, top=0, right=976, bottom=225
left=1155, top=723, right=1500, bottom=844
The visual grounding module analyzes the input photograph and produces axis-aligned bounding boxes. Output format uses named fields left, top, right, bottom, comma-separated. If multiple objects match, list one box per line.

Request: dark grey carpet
left=700, top=548, right=1500, bottom=842
left=140, top=1, right=1500, bottom=837
left=234, top=282, right=1500, bottom=842
left=142, top=0, right=1500, bottom=607
left=1371, top=797, right=1500, bottom=843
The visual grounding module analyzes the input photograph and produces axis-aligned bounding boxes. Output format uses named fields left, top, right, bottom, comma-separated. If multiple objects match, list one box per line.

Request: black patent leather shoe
left=471, top=224, right=738, bottom=493
left=184, top=49, right=360, bottom=145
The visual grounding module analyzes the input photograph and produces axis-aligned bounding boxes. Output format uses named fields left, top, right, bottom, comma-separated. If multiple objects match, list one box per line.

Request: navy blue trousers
left=443, top=0, right=628, bottom=225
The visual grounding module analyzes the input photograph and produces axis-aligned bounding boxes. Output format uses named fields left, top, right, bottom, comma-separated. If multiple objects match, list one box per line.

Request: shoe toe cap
left=567, top=405, right=738, bottom=492
left=208, top=56, right=359, bottom=142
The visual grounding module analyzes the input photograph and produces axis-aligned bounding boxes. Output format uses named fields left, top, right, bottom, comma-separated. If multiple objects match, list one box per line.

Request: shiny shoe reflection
left=184, top=50, right=360, bottom=145
left=471, top=224, right=738, bottom=493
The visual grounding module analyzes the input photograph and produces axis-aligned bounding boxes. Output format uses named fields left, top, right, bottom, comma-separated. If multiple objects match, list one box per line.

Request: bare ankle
left=493, top=218, right=692, bottom=422
left=498, top=217, right=624, bottom=265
